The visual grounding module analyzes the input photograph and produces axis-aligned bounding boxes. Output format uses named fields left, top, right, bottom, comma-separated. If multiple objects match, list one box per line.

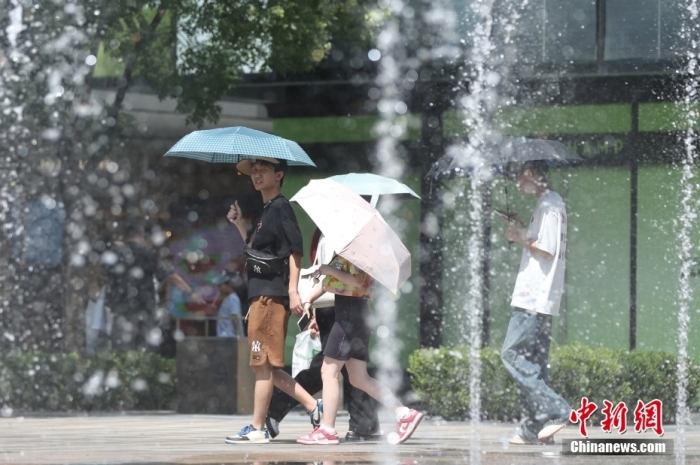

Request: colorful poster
left=167, top=222, right=245, bottom=317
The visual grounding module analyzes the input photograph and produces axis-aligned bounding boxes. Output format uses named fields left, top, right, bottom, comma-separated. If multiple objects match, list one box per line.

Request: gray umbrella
left=427, top=136, right=583, bottom=230
left=427, top=135, right=583, bottom=179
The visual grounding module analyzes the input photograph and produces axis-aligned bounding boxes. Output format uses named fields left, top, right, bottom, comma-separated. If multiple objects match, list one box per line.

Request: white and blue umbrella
left=326, top=173, right=420, bottom=207
left=164, top=126, right=316, bottom=168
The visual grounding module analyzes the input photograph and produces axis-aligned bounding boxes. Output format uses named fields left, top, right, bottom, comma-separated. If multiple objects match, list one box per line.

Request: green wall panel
left=273, top=116, right=422, bottom=144
left=561, top=167, right=631, bottom=349
left=637, top=165, right=700, bottom=358
left=639, top=103, right=700, bottom=132
left=443, top=104, right=632, bottom=138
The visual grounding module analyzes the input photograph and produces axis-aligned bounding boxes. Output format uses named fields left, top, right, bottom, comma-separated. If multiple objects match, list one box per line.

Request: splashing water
left=371, top=4, right=410, bottom=463
left=457, top=0, right=501, bottom=461
left=676, top=2, right=699, bottom=464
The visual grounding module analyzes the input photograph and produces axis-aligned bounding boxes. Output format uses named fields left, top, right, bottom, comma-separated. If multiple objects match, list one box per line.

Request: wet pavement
left=1, top=410, right=699, bottom=464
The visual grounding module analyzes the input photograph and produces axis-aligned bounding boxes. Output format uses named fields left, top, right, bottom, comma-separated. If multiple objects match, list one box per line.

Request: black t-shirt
left=246, top=195, right=304, bottom=301
left=102, top=240, right=174, bottom=317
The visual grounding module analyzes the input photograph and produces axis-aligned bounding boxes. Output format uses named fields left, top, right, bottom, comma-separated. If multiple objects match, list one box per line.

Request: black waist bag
left=245, top=247, right=287, bottom=277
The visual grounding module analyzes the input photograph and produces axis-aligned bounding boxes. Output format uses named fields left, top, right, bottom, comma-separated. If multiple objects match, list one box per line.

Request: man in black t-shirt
left=224, top=157, right=322, bottom=445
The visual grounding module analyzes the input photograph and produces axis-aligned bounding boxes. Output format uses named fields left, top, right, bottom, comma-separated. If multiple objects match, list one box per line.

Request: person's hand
left=227, top=201, right=244, bottom=227
left=308, top=318, right=320, bottom=338
left=312, top=266, right=327, bottom=284
left=303, top=301, right=313, bottom=314
left=189, top=292, right=206, bottom=304
left=289, top=291, right=303, bottom=317
left=507, top=212, right=525, bottom=228
left=505, top=222, right=527, bottom=244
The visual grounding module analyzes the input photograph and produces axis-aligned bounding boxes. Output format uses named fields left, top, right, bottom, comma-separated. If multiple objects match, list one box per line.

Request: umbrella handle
left=370, top=194, right=378, bottom=208
left=504, top=182, right=512, bottom=250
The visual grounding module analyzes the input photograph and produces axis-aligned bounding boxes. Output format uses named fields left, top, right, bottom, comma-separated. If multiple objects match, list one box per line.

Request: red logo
left=633, top=399, right=664, bottom=436
left=569, top=397, right=598, bottom=437
left=601, top=400, right=628, bottom=434
left=571, top=398, right=664, bottom=437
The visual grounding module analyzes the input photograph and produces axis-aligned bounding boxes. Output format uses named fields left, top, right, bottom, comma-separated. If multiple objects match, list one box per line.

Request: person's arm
left=227, top=201, right=251, bottom=246
left=506, top=226, right=553, bottom=258
left=166, top=273, right=206, bottom=304
left=302, top=284, right=324, bottom=338
left=288, top=251, right=303, bottom=317
left=303, top=282, right=325, bottom=306
left=315, top=264, right=366, bottom=289
left=505, top=212, right=556, bottom=259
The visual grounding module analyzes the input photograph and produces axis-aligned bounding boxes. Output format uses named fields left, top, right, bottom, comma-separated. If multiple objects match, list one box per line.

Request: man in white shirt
left=499, top=160, right=571, bottom=445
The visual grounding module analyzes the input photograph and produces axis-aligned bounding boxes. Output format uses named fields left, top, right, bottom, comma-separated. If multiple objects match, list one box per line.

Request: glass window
left=605, top=0, right=697, bottom=60
left=451, top=0, right=596, bottom=64
left=660, top=1, right=695, bottom=59
left=543, top=0, right=597, bottom=62
left=605, top=0, right=660, bottom=59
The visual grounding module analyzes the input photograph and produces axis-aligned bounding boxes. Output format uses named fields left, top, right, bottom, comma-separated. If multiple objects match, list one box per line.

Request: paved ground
left=1, top=410, right=699, bottom=464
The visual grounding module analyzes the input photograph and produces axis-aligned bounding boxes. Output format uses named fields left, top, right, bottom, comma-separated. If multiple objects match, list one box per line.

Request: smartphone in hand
left=494, top=209, right=518, bottom=222
left=297, top=312, right=311, bottom=332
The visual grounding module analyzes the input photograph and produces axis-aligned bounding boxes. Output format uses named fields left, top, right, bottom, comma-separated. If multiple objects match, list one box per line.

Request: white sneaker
left=538, top=420, right=568, bottom=441
left=509, top=433, right=555, bottom=445
left=225, top=425, right=270, bottom=444
left=509, top=434, right=539, bottom=445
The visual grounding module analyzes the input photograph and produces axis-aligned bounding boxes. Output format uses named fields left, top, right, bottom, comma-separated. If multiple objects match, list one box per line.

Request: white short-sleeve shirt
left=510, top=190, right=567, bottom=316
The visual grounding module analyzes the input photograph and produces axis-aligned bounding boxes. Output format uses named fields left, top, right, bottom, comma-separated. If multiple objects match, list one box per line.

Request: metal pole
left=418, top=84, right=446, bottom=349
left=481, top=183, right=492, bottom=347
left=629, top=100, right=639, bottom=350
left=596, top=0, right=607, bottom=73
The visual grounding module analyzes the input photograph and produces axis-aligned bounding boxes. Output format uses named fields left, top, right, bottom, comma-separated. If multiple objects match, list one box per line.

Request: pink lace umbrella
left=291, top=179, right=411, bottom=295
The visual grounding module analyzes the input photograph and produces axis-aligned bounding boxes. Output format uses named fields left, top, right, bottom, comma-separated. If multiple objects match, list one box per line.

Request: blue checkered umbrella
left=164, top=126, right=316, bottom=168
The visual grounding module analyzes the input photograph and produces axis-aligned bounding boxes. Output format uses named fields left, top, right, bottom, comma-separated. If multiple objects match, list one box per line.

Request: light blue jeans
left=501, top=308, right=571, bottom=441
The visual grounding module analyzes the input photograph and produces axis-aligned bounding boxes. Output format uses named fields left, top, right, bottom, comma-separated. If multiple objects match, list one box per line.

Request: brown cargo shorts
left=247, top=295, right=290, bottom=368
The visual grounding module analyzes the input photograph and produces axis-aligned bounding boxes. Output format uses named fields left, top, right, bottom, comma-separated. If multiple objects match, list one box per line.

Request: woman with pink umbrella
left=291, top=179, right=423, bottom=445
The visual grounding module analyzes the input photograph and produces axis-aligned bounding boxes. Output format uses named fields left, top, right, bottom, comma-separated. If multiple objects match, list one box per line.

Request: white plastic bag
left=292, top=329, right=322, bottom=377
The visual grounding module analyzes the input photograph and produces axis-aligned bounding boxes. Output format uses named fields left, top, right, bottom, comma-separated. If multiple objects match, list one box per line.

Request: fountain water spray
left=369, top=4, right=410, bottom=461
left=447, top=0, right=535, bottom=458
left=676, top=2, right=699, bottom=463
left=456, top=0, right=500, bottom=461
left=369, top=0, right=463, bottom=457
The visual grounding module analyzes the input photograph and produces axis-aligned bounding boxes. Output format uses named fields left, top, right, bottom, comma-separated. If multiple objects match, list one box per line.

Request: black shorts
left=324, top=295, right=372, bottom=362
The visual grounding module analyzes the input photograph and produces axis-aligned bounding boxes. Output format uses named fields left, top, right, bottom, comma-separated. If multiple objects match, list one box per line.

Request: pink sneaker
left=394, top=409, right=424, bottom=444
left=297, top=427, right=340, bottom=445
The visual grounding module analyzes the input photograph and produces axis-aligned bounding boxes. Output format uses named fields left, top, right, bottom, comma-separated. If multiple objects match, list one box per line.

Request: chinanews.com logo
left=562, top=397, right=673, bottom=455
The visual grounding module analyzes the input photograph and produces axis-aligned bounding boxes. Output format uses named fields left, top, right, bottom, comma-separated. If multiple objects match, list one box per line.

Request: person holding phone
left=223, top=157, right=321, bottom=445
left=498, top=160, right=571, bottom=445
